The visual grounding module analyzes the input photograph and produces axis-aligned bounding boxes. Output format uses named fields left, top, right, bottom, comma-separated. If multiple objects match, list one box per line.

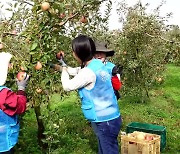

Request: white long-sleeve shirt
left=61, top=66, right=96, bottom=91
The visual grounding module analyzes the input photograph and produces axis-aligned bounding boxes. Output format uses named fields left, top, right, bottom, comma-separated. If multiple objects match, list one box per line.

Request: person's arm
left=0, top=73, right=30, bottom=116
left=112, top=66, right=122, bottom=90
left=0, top=88, right=27, bottom=116
left=61, top=67, right=95, bottom=91
left=111, top=75, right=122, bottom=91
left=67, top=66, right=81, bottom=76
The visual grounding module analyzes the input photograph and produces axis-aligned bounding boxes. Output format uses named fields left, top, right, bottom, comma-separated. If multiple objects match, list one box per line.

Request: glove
left=56, top=51, right=67, bottom=67
left=58, top=58, right=67, bottom=67
left=16, top=73, right=30, bottom=91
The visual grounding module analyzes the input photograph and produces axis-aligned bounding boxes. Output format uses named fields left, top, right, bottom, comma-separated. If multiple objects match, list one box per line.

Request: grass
left=15, top=64, right=180, bottom=154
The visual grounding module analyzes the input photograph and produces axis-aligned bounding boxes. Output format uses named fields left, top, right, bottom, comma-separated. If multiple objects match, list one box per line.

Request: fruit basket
left=121, top=131, right=160, bottom=154
left=126, top=122, right=166, bottom=151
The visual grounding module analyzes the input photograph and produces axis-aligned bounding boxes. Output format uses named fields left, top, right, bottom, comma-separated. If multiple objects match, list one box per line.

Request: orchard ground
left=15, top=64, right=180, bottom=154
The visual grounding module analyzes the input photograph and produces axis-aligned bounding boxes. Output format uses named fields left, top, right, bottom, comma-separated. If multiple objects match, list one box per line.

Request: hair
left=72, top=35, right=96, bottom=67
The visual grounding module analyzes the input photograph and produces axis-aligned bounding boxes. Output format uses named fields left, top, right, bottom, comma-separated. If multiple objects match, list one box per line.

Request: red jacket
left=0, top=88, right=27, bottom=116
left=111, top=75, right=122, bottom=91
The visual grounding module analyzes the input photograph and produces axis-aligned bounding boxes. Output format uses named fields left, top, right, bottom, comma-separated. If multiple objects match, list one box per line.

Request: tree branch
left=13, top=0, right=34, bottom=6
left=59, top=12, right=79, bottom=26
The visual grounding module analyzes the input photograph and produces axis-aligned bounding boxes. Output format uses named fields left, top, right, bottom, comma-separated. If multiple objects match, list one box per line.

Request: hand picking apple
left=16, top=72, right=27, bottom=81
left=56, top=51, right=67, bottom=67
left=16, top=72, right=30, bottom=91
left=56, top=51, right=64, bottom=60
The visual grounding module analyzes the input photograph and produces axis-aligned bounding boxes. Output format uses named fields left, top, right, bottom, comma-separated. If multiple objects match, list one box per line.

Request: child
left=0, top=52, right=29, bottom=154
left=94, top=41, right=123, bottom=100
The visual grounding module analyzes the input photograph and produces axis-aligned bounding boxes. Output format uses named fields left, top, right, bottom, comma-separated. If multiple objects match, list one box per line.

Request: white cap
left=0, top=52, right=12, bottom=86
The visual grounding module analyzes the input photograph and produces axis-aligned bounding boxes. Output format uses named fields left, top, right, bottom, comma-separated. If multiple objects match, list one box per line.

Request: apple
left=56, top=51, right=64, bottom=59
left=80, top=16, right=88, bottom=23
left=36, top=88, right=42, bottom=93
left=35, top=61, right=42, bottom=70
left=0, top=43, right=4, bottom=49
left=16, top=72, right=27, bottom=81
left=136, top=133, right=145, bottom=140
left=41, top=2, right=50, bottom=11
left=145, top=135, right=154, bottom=141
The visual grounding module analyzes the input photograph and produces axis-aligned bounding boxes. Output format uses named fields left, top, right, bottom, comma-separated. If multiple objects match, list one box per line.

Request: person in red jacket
left=94, top=41, right=123, bottom=100
left=0, top=52, right=29, bottom=154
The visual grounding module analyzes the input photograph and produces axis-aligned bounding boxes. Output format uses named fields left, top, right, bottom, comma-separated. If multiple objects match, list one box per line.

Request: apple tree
left=164, top=25, right=180, bottom=65
left=109, top=2, right=169, bottom=102
left=1, top=0, right=112, bottom=151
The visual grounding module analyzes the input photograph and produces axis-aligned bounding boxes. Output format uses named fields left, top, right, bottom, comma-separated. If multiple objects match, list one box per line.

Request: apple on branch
left=16, top=72, right=27, bottom=81
left=35, top=61, right=42, bottom=70
left=80, top=16, right=88, bottom=23
left=41, top=2, right=50, bottom=11
left=56, top=51, right=64, bottom=60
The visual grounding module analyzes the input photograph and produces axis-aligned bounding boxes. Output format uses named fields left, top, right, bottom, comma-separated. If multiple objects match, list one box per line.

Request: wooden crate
left=121, top=131, right=160, bottom=154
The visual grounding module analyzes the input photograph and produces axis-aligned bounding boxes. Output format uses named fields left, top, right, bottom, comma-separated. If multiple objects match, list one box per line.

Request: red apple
left=0, top=43, right=4, bottom=49
left=16, top=72, right=27, bottom=81
left=80, top=16, right=88, bottom=23
left=56, top=51, right=64, bottom=59
left=145, top=135, right=154, bottom=141
left=35, top=61, right=42, bottom=70
left=41, top=2, right=50, bottom=11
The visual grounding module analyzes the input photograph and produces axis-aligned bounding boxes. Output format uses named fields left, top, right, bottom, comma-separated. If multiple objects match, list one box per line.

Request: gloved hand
left=56, top=51, right=67, bottom=67
left=58, top=58, right=67, bottom=67
left=16, top=73, right=30, bottom=91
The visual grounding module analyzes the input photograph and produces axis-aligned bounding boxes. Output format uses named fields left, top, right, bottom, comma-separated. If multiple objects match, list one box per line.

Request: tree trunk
left=34, top=105, right=48, bottom=150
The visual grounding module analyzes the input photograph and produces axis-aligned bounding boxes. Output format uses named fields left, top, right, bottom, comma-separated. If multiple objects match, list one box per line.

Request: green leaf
left=31, top=43, right=38, bottom=51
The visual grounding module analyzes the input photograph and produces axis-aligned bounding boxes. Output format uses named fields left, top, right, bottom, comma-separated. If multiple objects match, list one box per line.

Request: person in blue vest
left=60, top=35, right=122, bottom=154
left=0, top=52, right=29, bottom=154
left=94, top=41, right=123, bottom=100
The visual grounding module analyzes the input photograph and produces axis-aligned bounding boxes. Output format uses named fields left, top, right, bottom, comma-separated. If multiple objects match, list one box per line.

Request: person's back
left=60, top=35, right=122, bottom=154
left=94, top=41, right=122, bottom=100
left=78, top=59, right=120, bottom=122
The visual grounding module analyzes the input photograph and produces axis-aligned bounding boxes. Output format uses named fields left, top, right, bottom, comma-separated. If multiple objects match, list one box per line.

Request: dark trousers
left=91, top=116, right=122, bottom=154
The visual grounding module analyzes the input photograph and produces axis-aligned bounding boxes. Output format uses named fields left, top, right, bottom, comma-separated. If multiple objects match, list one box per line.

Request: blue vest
left=0, top=86, right=19, bottom=152
left=104, top=61, right=115, bottom=76
left=78, top=59, right=120, bottom=122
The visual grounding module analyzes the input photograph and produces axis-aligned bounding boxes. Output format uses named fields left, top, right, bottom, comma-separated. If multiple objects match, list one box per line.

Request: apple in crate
left=145, top=134, right=154, bottom=141
left=16, top=72, right=27, bottom=81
